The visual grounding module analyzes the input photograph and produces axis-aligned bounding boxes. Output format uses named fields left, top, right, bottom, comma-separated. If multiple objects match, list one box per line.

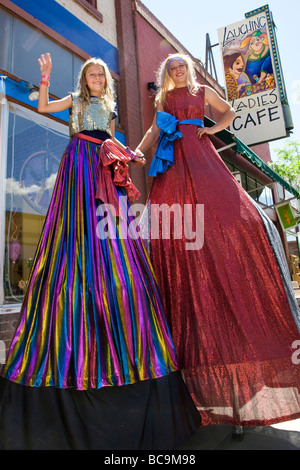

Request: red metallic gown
left=147, top=85, right=300, bottom=426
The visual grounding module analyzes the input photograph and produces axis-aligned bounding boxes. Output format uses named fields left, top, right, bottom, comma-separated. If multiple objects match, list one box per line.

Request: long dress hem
left=0, top=130, right=201, bottom=449
left=147, top=86, right=300, bottom=427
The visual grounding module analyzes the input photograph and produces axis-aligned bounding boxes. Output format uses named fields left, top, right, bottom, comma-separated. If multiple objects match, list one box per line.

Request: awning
left=204, top=116, right=300, bottom=199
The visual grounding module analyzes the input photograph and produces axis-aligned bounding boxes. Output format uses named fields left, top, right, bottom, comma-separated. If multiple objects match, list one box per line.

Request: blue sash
left=148, top=111, right=204, bottom=177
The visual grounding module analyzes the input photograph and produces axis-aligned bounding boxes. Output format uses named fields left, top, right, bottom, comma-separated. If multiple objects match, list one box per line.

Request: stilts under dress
left=146, top=85, right=300, bottom=426
left=0, top=94, right=200, bottom=450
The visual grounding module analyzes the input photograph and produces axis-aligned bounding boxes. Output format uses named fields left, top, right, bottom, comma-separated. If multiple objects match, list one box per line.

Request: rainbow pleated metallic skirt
left=0, top=136, right=200, bottom=450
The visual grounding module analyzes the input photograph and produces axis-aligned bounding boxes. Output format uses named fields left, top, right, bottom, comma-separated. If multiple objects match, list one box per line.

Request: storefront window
left=1, top=101, right=68, bottom=308
left=223, top=156, right=275, bottom=207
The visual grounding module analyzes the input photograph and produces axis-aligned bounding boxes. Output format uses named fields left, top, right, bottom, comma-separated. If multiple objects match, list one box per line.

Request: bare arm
left=197, top=85, right=236, bottom=139
left=37, top=53, right=72, bottom=114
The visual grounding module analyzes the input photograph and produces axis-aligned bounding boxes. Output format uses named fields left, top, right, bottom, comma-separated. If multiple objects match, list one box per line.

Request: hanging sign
left=218, top=5, right=290, bottom=146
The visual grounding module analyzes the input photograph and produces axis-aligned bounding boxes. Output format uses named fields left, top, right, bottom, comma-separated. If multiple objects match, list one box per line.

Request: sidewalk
left=178, top=419, right=300, bottom=450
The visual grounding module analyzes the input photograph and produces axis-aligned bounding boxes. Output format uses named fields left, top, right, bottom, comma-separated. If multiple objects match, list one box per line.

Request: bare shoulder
left=203, top=85, right=219, bottom=102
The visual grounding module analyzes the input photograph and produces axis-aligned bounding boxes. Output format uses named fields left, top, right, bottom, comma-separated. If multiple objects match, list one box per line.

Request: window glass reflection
left=4, top=105, right=68, bottom=304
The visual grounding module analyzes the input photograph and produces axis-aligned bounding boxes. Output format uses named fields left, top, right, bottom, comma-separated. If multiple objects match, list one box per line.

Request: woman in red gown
left=135, top=54, right=300, bottom=430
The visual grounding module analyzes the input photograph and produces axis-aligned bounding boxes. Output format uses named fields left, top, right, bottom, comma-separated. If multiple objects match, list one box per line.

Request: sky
left=142, top=0, right=300, bottom=159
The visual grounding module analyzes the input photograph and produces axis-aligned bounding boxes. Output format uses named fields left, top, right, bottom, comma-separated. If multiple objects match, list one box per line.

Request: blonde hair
left=155, top=53, right=200, bottom=108
left=75, top=57, right=115, bottom=111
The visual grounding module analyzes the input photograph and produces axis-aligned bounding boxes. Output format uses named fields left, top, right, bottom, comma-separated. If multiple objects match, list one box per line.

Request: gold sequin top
left=69, top=92, right=115, bottom=138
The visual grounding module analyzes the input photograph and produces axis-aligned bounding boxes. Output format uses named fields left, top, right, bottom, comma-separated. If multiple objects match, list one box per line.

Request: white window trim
left=0, top=78, right=9, bottom=310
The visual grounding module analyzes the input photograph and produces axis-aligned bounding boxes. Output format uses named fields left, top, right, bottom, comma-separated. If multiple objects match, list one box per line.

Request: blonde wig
left=75, top=57, right=115, bottom=111
left=155, top=53, right=201, bottom=108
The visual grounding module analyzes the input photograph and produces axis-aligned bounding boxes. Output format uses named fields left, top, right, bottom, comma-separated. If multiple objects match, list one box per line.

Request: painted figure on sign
left=240, top=30, right=274, bottom=86
left=223, top=52, right=252, bottom=100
